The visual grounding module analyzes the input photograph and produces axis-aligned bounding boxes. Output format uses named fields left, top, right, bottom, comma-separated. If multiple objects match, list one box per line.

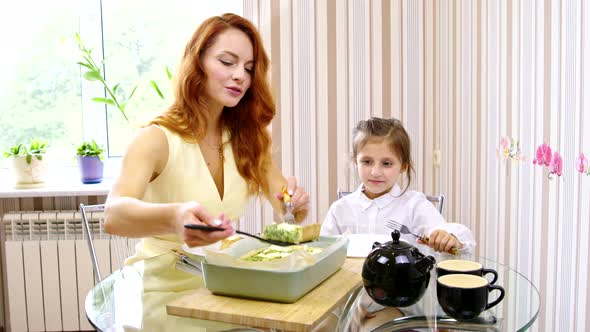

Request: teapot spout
left=415, top=255, right=436, bottom=273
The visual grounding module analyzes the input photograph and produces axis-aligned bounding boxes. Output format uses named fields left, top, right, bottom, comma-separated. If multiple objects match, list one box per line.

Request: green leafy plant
left=3, top=144, right=24, bottom=158
left=150, top=65, right=173, bottom=100
left=76, top=33, right=137, bottom=122
left=76, top=140, right=105, bottom=161
left=3, top=139, right=48, bottom=164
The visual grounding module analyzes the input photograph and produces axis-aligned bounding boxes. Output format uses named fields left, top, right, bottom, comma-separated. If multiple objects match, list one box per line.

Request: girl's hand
left=175, top=202, right=235, bottom=247
left=418, top=229, right=464, bottom=253
left=275, top=176, right=310, bottom=223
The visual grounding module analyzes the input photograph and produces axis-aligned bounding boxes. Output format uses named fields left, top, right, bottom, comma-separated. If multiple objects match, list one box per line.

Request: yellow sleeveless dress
left=126, top=125, right=251, bottom=331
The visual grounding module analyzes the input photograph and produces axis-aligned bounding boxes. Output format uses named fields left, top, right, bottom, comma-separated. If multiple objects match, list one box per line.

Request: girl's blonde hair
left=352, top=117, right=415, bottom=195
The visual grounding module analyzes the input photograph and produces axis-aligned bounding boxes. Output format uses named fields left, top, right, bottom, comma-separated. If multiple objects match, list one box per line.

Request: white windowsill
left=0, top=167, right=114, bottom=198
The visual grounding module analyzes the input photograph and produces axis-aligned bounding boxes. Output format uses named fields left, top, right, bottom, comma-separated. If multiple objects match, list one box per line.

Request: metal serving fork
left=282, top=186, right=296, bottom=224
left=386, top=219, right=459, bottom=255
left=284, top=202, right=296, bottom=224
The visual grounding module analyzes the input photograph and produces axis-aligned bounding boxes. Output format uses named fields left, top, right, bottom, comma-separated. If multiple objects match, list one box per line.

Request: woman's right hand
left=175, top=202, right=235, bottom=247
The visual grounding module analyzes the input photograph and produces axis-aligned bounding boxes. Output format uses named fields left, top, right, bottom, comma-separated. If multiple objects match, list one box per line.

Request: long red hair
left=149, top=13, right=275, bottom=196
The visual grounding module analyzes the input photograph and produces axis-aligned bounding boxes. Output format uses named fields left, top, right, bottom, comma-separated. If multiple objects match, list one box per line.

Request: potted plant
left=76, top=140, right=105, bottom=184
left=3, top=139, right=49, bottom=188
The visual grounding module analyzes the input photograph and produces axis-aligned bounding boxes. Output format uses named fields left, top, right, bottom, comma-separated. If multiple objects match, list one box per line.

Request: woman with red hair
left=104, top=13, right=309, bottom=263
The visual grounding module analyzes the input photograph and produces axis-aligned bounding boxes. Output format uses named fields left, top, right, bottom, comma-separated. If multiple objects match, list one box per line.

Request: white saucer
left=346, top=233, right=391, bottom=257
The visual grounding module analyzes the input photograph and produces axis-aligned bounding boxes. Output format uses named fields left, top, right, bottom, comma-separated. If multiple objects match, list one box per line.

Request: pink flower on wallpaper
left=549, top=151, right=563, bottom=177
left=533, top=144, right=552, bottom=166
left=576, top=153, right=589, bottom=175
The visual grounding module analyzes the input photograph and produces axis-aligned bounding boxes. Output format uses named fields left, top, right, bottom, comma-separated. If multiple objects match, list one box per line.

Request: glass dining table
left=85, top=251, right=540, bottom=331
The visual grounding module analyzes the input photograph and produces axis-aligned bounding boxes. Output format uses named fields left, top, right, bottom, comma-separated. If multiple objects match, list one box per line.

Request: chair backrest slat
left=80, top=203, right=137, bottom=284
left=80, top=203, right=104, bottom=283
left=425, top=194, right=445, bottom=214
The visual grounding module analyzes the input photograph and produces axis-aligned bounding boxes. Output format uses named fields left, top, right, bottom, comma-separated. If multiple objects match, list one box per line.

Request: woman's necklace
left=201, top=134, right=225, bottom=198
left=202, top=136, right=224, bottom=166
left=202, top=135, right=221, bottom=150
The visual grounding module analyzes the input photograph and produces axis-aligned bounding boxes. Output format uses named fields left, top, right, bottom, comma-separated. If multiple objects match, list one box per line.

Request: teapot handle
left=415, top=254, right=436, bottom=273
left=410, top=246, right=423, bottom=257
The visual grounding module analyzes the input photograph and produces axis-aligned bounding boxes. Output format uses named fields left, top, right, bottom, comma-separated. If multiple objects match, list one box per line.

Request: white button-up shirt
left=321, top=184, right=475, bottom=250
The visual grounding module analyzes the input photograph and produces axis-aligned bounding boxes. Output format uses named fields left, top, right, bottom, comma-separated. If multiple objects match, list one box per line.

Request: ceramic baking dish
left=200, top=236, right=348, bottom=303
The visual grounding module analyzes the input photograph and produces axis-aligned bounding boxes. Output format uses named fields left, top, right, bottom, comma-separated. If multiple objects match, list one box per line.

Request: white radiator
left=3, top=210, right=139, bottom=332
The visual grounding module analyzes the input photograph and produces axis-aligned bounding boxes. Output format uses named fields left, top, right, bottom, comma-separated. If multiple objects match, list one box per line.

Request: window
left=0, top=0, right=82, bottom=167
left=0, top=0, right=243, bottom=169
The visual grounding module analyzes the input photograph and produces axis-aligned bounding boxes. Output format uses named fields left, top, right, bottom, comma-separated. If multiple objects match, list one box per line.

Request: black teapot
left=362, top=230, right=436, bottom=307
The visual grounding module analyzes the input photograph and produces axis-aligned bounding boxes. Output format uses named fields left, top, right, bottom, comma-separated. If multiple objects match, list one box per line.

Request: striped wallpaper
left=245, top=0, right=590, bottom=330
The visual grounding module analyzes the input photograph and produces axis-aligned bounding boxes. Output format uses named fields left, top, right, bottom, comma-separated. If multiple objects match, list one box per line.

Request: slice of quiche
left=262, top=223, right=321, bottom=244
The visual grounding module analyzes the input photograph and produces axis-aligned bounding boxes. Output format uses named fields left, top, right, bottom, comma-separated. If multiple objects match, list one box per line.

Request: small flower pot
left=78, top=156, right=104, bottom=184
left=11, top=156, right=49, bottom=188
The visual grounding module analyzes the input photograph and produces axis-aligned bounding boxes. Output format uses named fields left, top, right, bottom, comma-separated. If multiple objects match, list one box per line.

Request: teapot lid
left=388, top=230, right=412, bottom=250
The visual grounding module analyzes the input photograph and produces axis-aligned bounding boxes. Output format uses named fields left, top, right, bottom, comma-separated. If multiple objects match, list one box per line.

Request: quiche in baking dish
left=240, top=245, right=323, bottom=262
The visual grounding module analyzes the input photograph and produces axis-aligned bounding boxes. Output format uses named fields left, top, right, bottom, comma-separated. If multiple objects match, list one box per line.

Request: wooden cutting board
left=166, top=258, right=365, bottom=332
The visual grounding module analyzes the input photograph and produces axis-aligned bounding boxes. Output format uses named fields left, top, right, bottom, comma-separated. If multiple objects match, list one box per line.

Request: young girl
left=322, top=117, right=475, bottom=326
left=321, top=117, right=474, bottom=254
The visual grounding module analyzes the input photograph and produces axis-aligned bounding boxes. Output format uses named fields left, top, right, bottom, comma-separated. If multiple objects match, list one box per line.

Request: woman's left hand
left=275, top=176, right=309, bottom=223
left=419, top=229, right=464, bottom=253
